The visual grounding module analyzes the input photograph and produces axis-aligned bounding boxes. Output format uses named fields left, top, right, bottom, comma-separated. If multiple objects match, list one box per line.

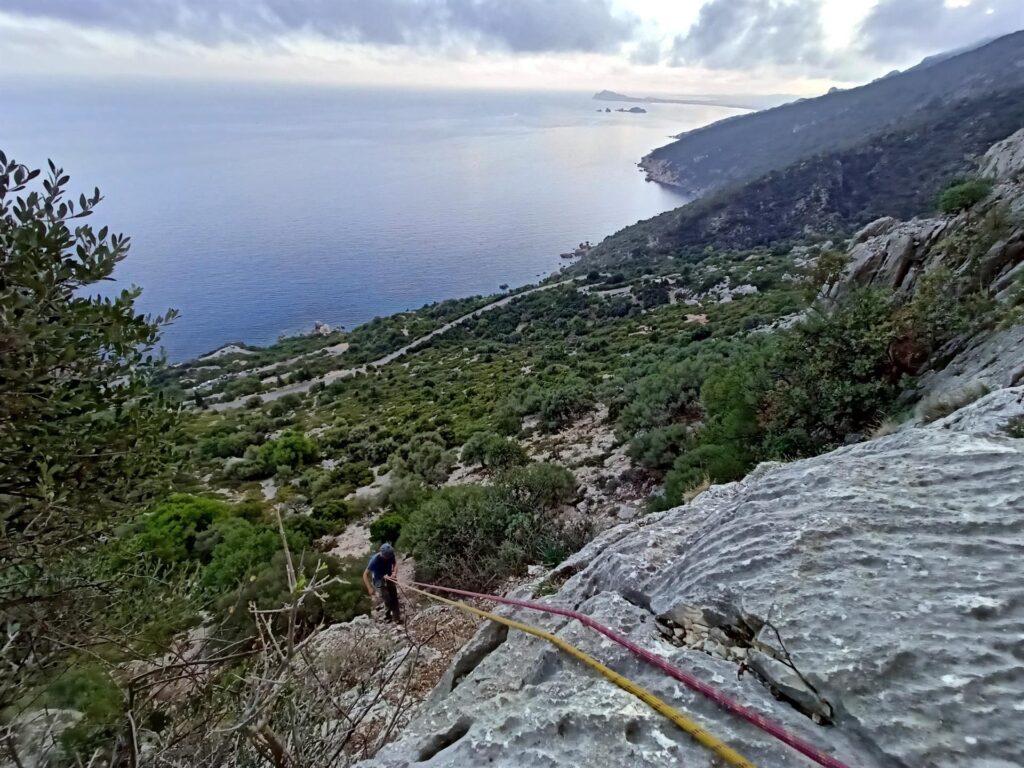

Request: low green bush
left=627, top=424, right=693, bottom=472
left=938, top=178, right=993, bottom=214
left=369, top=514, right=405, bottom=545
left=132, top=495, right=231, bottom=566
left=460, top=431, right=528, bottom=469
left=401, top=464, right=583, bottom=589
left=201, top=517, right=281, bottom=593
left=522, top=382, right=594, bottom=432
left=389, top=431, right=455, bottom=485
left=255, top=431, right=319, bottom=472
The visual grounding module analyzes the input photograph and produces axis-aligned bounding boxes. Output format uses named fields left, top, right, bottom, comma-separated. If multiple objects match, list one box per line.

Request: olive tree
left=0, top=151, right=177, bottom=708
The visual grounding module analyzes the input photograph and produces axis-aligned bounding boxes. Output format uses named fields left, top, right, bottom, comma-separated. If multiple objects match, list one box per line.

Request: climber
left=363, top=542, right=402, bottom=623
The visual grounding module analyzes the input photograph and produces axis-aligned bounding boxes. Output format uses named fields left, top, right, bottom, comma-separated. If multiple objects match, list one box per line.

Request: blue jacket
left=366, top=552, right=396, bottom=584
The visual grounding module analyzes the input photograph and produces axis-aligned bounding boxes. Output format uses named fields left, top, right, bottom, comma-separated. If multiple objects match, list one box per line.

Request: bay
left=1, top=80, right=744, bottom=360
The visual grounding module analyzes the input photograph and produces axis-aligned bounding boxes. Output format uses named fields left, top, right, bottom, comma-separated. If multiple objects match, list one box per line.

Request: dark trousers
left=376, top=580, right=401, bottom=621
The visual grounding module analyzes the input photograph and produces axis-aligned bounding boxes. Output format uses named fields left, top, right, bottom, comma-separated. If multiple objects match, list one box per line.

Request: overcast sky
left=1, top=0, right=1021, bottom=95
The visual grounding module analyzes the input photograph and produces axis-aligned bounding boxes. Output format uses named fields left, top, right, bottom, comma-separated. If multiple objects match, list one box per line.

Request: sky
left=0, top=0, right=1022, bottom=96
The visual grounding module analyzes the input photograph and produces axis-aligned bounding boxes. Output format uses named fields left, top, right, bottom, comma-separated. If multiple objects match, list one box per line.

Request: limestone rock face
left=362, top=388, right=1024, bottom=768
left=980, top=127, right=1024, bottom=181
left=917, top=323, right=1024, bottom=401
left=823, top=216, right=951, bottom=303
left=823, top=128, right=1024, bottom=308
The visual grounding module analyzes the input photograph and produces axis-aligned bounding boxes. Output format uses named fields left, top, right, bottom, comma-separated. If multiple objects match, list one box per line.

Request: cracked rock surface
left=361, top=387, right=1024, bottom=767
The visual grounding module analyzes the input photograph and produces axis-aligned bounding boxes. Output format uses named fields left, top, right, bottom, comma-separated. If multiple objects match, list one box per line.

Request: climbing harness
left=390, top=577, right=852, bottom=768
left=393, top=578, right=758, bottom=768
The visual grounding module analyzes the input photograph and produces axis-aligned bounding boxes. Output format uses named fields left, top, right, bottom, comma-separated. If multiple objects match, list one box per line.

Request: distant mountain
left=640, top=31, right=1024, bottom=196
left=584, top=85, right=1024, bottom=265
left=593, top=89, right=793, bottom=112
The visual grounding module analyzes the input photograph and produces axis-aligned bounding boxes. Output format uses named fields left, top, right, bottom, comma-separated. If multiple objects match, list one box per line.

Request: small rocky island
left=616, top=106, right=647, bottom=114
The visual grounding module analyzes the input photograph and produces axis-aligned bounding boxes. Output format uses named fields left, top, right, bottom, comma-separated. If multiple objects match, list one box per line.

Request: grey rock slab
left=916, top=325, right=1024, bottom=404
left=362, top=388, right=1024, bottom=767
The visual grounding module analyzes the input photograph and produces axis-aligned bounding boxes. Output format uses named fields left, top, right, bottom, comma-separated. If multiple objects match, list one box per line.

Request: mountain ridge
left=640, top=30, right=1024, bottom=196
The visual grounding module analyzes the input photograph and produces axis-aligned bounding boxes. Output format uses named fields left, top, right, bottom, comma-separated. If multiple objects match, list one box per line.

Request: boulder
left=362, top=387, right=1024, bottom=767
left=851, top=216, right=897, bottom=244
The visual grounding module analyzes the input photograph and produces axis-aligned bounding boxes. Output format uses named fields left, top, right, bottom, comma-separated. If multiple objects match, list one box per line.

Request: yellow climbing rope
left=395, top=579, right=758, bottom=768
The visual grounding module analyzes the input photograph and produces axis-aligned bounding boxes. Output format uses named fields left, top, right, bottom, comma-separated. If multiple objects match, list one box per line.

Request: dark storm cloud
left=668, top=0, right=828, bottom=69
left=2, top=0, right=636, bottom=54
left=857, top=0, right=1024, bottom=62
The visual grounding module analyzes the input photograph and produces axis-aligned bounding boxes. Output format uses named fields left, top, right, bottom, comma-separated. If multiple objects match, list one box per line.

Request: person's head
left=379, top=542, right=395, bottom=560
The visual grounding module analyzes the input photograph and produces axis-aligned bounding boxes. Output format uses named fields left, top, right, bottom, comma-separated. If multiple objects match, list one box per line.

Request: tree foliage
left=0, top=154, right=176, bottom=708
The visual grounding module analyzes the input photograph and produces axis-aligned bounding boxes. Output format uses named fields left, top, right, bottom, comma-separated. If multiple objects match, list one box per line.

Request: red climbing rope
left=391, top=577, right=852, bottom=768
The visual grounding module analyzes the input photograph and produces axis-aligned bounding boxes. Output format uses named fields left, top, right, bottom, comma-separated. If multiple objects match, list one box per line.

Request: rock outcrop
left=824, top=125, right=1024, bottom=307
left=981, top=127, right=1024, bottom=180
left=362, top=387, right=1024, bottom=767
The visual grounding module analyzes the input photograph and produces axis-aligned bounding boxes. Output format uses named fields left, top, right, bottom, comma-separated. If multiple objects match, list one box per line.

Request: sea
left=1, top=80, right=744, bottom=361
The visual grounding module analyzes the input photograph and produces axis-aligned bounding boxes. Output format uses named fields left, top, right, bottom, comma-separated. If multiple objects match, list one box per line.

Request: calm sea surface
left=2, top=81, right=743, bottom=360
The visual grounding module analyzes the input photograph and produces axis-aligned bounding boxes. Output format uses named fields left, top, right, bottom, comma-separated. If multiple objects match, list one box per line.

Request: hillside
left=583, top=86, right=1024, bottom=266
left=5, top=111, right=1024, bottom=768
left=640, top=31, right=1024, bottom=195
left=361, top=129, right=1024, bottom=768
left=365, top=386, right=1024, bottom=767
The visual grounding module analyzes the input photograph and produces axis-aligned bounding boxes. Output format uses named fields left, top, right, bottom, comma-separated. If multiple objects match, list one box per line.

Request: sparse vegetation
left=917, top=383, right=992, bottom=423
left=1004, top=415, right=1024, bottom=438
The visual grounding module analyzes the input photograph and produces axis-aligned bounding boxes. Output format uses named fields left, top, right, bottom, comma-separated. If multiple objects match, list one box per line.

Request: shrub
left=460, top=432, right=529, bottom=469
left=627, top=424, right=693, bottom=472
left=256, top=431, right=319, bottom=472
left=664, top=443, right=750, bottom=504
left=282, top=514, right=333, bottom=543
left=634, top=281, right=671, bottom=309
left=224, top=458, right=266, bottom=481
left=369, top=514, right=405, bottom=545
left=133, top=495, right=231, bottom=566
left=334, top=460, right=375, bottom=489
left=223, top=376, right=262, bottom=398
left=523, top=382, right=594, bottom=432
left=201, top=517, right=281, bottom=593
left=311, top=488, right=357, bottom=527
left=1004, top=415, right=1024, bottom=439
left=375, top=476, right=431, bottom=516
left=198, top=431, right=257, bottom=459
left=390, top=432, right=455, bottom=485
left=39, top=661, right=124, bottom=753
left=759, top=290, right=897, bottom=456
left=401, top=465, right=584, bottom=589
left=616, top=359, right=705, bottom=437
left=937, top=178, right=993, bottom=214
left=494, top=463, right=577, bottom=511
left=917, top=382, right=991, bottom=423
left=493, top=404, right=522, bottom=436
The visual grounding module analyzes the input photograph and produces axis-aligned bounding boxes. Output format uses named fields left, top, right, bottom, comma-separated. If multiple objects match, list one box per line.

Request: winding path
left=209, top=281, right=568, bottom=411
